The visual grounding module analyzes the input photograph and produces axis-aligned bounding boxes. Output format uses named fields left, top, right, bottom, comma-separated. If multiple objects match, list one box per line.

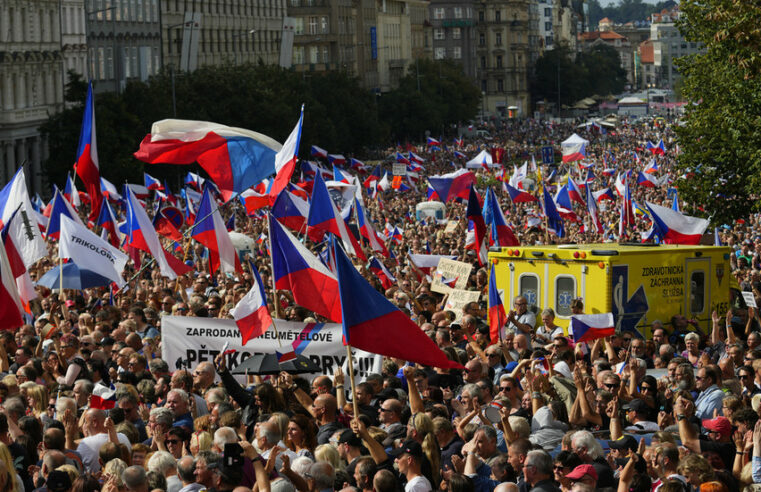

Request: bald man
left=76, top=409, right=132, bottom=473
left=313, top=394, right=343, bottom=445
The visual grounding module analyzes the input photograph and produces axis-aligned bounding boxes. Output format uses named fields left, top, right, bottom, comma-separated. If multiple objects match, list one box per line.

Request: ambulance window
left=555, top=276, right=576, bottom=317
left=518, top=275, right=539, bottom=312
left=690, top=271, right=705, bottom=314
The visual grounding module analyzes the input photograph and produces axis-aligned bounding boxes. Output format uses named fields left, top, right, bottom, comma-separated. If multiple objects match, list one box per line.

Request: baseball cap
left=565, top=464, right=598, bottom=481
left=702, top=416, right=732, bottom=437
left=46, top=470, right=72, bottom=492
left=623, top=398, right=649, bottom=414
left=388, top=439, right=424, bottom=458
left=338, top=429, right=363, bottom=447
left=608, top=435, right=637, bottom=452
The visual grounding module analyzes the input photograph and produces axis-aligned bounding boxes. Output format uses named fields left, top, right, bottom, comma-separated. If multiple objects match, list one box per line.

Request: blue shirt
left=694, top=385, right=724, bottom=420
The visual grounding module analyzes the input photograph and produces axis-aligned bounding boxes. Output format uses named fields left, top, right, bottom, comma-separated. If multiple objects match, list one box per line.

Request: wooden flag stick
left=345, top=344, right=359, bottom=420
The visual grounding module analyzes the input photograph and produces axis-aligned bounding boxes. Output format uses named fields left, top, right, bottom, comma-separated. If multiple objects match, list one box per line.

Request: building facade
left=429, top=0, right=477, bottom=79
left=62, top=0, right=89, bottom=83
left=577, top=30, right=633, bottom=85
left=475, top=0, right=532, bottom=117
left=86, top=0, right=162, bottom=94
left=649, top=7, right=702, bottom=89
left=0, top=0, right=66, bottom=192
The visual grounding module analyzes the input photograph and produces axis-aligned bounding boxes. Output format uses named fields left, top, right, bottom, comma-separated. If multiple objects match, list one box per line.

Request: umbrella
left=37, top=263, right=113, bottom=290
left=229, top=232, right=257, bottom=254
left=230, top=352, right=320, bottom=375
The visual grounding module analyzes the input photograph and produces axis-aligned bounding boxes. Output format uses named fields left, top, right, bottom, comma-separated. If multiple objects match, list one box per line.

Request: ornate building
left=0, top=0, right=66, bottom=192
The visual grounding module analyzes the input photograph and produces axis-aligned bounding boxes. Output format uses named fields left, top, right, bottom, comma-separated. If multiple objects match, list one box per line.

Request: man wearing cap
left=390, top=440, right=432, bottom=492
left=564, top=465, right=597, bottom=489
left=337, top=429, right=366, bottom=487
left=607, top=435, right=637, bottom=462
left=675, top=397, right=735, bottom=470
left=523, top=450, right=560, bottom=492
left=611, top=399, right=659, bottom=438
left=693, top=366, right=725, bottom=420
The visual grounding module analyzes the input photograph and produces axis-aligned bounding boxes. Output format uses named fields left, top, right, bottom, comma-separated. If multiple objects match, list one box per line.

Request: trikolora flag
left=59, top=215, right=128, bottom=287
left=230, top=263, right=274, bottom=345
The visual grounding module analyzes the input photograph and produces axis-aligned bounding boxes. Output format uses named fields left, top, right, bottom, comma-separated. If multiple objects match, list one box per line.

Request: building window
left=496, top=55, right=502, bottom=68
left=495, top=10, right=501, bottom=22
left=478, top=10, right=484, bottom=21
left=309, top=46, right=318, bottom=63
left=481, top=79, right=487, bottom=92
left=453, top=46, right=461, bottom=59
left=433, top=8, right=444, bottom=20
left=434, top=28, right=444, bottom=40
left=294, top=18, right=304, bottom=35
left=452, top=27, right=461, bottom=39
left=293, top=46, right=304, bottom=64
left=309, top=16, right=318, bottom=34
left=545, top=21, right=552, bottom=31
left=453, top=7, right=462, bottom=18
left=495, top=32, right=502, bottom=45
left=497, top=78, right=503, bottom=91
left=321, top=16, right=329, bottom=33
left=480, top=56, right=486, bottom=68
left=434, top=47, right=446, bottom=59
left=479, top=33, right=485, bottom=46
left=544, top=8, right=551, bottom=16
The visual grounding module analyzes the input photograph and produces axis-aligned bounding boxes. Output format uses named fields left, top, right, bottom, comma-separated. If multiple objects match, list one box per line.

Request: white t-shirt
left=77, top=432, right=132, bottom=473
left=405, top=475, right=433, bottom=492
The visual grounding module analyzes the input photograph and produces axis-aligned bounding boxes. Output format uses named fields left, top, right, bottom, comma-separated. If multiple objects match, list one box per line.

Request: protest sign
left=392, top=163, right=407, bottom=176
left=431, top=258, right=472, bottom=294
left=161, top=316, right=383, bottom=382
left=444, top=289, right=481, bottom=317
left=742, top=291, right=757, bottom=308
left=443, top=221, right=458, bottom=234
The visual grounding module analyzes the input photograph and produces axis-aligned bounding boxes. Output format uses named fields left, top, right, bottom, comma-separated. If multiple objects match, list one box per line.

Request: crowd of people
left=8, top=117, right=761, bottom=492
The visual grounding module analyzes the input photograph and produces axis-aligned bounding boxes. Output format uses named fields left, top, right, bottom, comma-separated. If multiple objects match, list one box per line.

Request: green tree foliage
left=41, top=62, right=480, bottom=196
left=587, top=0, right=677, bottom=28
left=378, top=59, right=481, bottom=141
left=672, top=0, right=761, bottom=224
left=530, top=44, right=627, bottom=106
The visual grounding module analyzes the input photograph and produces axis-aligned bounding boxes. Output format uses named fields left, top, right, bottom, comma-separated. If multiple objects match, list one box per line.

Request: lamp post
left=232, top=29, right=257, bottom=65
left=85, top=6, right=118, bottom=94
left=165, top=21, right=197, bottom=117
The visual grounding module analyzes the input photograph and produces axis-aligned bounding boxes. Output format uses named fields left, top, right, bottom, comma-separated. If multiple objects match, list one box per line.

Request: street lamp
left=86, top=6, right=118, bottom=94
left=165, top=20, right=198, bottom=117
left=232, top=29, right=257, bottom=65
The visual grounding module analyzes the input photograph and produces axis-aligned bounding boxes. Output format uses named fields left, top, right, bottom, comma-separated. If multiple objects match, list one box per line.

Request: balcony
left=442, top=19, right=475, bottom=27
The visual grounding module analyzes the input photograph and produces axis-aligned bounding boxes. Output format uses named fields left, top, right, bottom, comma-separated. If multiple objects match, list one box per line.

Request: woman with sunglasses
left=553, top=451, right=582, bottom=492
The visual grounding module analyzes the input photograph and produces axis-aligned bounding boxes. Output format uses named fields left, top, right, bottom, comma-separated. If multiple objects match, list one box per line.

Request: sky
left=598, top=0, right=660, bottom=5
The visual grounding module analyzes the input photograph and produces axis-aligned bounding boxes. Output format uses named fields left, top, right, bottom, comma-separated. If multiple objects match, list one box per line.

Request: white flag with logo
left=59, top=215, right=128, bottom=287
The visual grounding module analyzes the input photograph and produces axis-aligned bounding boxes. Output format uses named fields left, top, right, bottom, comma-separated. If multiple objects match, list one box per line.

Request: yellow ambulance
left=488, top=244, right=734, bottom=339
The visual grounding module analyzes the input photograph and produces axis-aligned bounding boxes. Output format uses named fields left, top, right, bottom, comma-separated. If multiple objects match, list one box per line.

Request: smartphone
left=224, top=442, right=243, bottom=467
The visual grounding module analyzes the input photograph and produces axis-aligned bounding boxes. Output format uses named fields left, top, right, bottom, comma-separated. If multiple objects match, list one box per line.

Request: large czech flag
left=645, top=201, right=708, bottom=245
left=134, top=119, right=282, bottom=201
left=74, top=81, right=103, bottom=221
left=427, top=169, right=476, bottom=202
left=570, top=313, right=615, bottom=344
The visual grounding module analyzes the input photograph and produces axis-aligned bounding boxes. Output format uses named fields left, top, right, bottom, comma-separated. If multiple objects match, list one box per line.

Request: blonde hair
left=269, top=412, right=290, bottom=446
left=191, top=431, right=213, bottom=453
left=1, top=376, right=17, bottom=397
left=314, top=444, right=340, bottom=469
left=0, top=443, right=18, bottom=492
left=409, top=413, right=440, bottom=485
left=56, top=464, right=80, bottom=485
left=26, top=384, right=49, bottom=416
left=678, top=454, right=715, bottom=483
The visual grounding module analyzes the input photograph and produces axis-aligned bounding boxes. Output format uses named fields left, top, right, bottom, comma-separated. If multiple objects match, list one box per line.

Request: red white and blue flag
left=90, top=383, right=117, bottom=410
left=355, top=198, right=389, bottom=257
left=96, top=197, right=121, bottom=247
left=645, top=201, right=709, bottom=245
left=306, top=174, right=365, bottom=260
left=269, top=215, right=341, bottom=321
left=271, top=190, right=310, bottom=232
left=504, top=182, right=538, bottom=203
left=427, top=169, right=476, bottom=202
left=643, top=158, right=659, bottom=174
left=46, top=187, right=85, bottom=240
left=231, top=263, right=274, bottom=345
left=646, top=139, right=666, bottom=155
left=637, top=171, right=660, bottom=188
left=269, top=105, right=303, bottom=204
left=332, top=165, right=351, bottom=184
left=63, top=174, right=82, bottom=209
left=483, top=188, right=519, bottom=247
left=239, top=188, right=270, bottom=215
left=328, top=154, right=346, bottom=166
left=427, top=137, right=440, bottom=147
left=465, top=186, right=488, bottom=265
left=593, top=187, right=616, bottom=203
left=333, top=238, right=462, bottom=369
left=368, top=257, right=396, bottom=289
left=191, top=187, right=241, bottom=274
left=311, top=145, right=328, bottom=159
left=586, top=180, right=604, bottom=234
left=488, top=263, right=506, bottom=342
left=100, top=177, right=122, bottom=201
left=144, top=172, right=164, bottom=191
left=74, top=81, right=103, bottom=222
left=570, top=313, right=615, bottom=344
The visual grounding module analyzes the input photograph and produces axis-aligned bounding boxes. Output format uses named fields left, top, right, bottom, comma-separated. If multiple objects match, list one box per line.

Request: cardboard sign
left=161, top=316, right=383, bottom=382
left=444, top=289, right=481, bottom=317
left=444, top=221, right=458, bottom=234
left=742, top=291, right=757, bottom=308
left=392, top=163, right=407, bottom=176
left=431, top=258, right=472, bottom=294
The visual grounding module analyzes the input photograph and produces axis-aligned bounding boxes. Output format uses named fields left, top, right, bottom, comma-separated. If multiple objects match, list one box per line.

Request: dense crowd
left=9, top=117, right=761, bottom=492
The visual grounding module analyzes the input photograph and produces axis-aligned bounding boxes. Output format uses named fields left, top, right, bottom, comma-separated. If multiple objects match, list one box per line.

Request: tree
left=530, top=45, right=588, bottom=108
left=577, top=44, right=627, bottom=96
left=673, top=0, right=761, bottom=224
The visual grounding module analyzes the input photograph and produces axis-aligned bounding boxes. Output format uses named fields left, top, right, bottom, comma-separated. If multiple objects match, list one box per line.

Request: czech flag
left=409, top=152, right=425, bottom=165
left=90, top=383, right=117, bottom=410
left=466, top=186, right=488, bottom=265
left=306, top=173, right=365, bottom=260
left=276, top=350, right=297, bottom=363
left=427, top=137, right=440, bottom=147
left=586, top=180, right=604, bottom=234
left=646, top=139, right=666, bottom=155
left=74, top=81, right=103, bottom=222
left=239, top=188, right=270, bottom=215
left=333, top=238, right=463, bottom=369
left=333, top=165, right=351, bottom=184
left=134, top=119, right=282, bottom=201
left=454, top=151, right=467, bottom=160
left=96, top=197, right=121, bottom=247
left=1, top=208, right=36, bottom=315
left=427, top=169, right=476, bottom=202
left=644, top=201, right=709, bottom=245
left=272, top=190, right=310, bottom=232
left=395, top=152, right=410, bottom=164
left=350, top=158, right=367, bottom=172
left=561, top=142, right=586, bottom=163
left=593, top=187, right=616, bottom=203
left=488, top=263, right=506, bottom=343
left=368, top=257, right=396, bottom=289
left=570, top=313, right=615, bottom=344
left=268, top=106, right=303, bottom=203
left=483, top=188, right=519, bottom=247
left=328, top=154, right=346, bottom=166
left=191, top=187, right=241, bottom=275
left=541, top=187, right=565, bottom=238
left=63, top=174, right=82, bottom=209
left=153, top=207, right=184, bottom=242
left=566, top=178, right=585, bottom=204
left=269, top=215, right=341, bottom=321
left=311, top=145, right=328, bottom=159
left=144, top=172, right=164, bottom=191
left=100, top=177, right=122, bottom=201
left=231, top=263, right=274, bottom=345
left=46, top=187, right=85, bottom=240
left=644, top=159, right=659, bottom=174
left=355, top=198, right=389, bottom=257
left=637, top=171, right=659, bottom=188
left=504, top=182, right=537, bottom=203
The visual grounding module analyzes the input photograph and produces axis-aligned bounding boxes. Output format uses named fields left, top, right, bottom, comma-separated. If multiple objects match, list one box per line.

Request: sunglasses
left=500, top=386, right=512, bottom=392
left=604, top=383, right=620, bottom=389
left=641, top=386, right=654, bottom=392
left=166, top=439, right=181, bottom=445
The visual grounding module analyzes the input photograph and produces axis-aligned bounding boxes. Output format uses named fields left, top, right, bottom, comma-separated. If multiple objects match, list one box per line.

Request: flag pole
left=265, top=214, right=283, bottom=348
left=345, top=344, right=360, bottom=420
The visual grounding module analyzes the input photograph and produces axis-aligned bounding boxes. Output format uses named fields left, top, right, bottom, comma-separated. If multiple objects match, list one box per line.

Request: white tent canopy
left=561, top=133, right=589, bottom=148
left=465, top=150, right=499, bottom=169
